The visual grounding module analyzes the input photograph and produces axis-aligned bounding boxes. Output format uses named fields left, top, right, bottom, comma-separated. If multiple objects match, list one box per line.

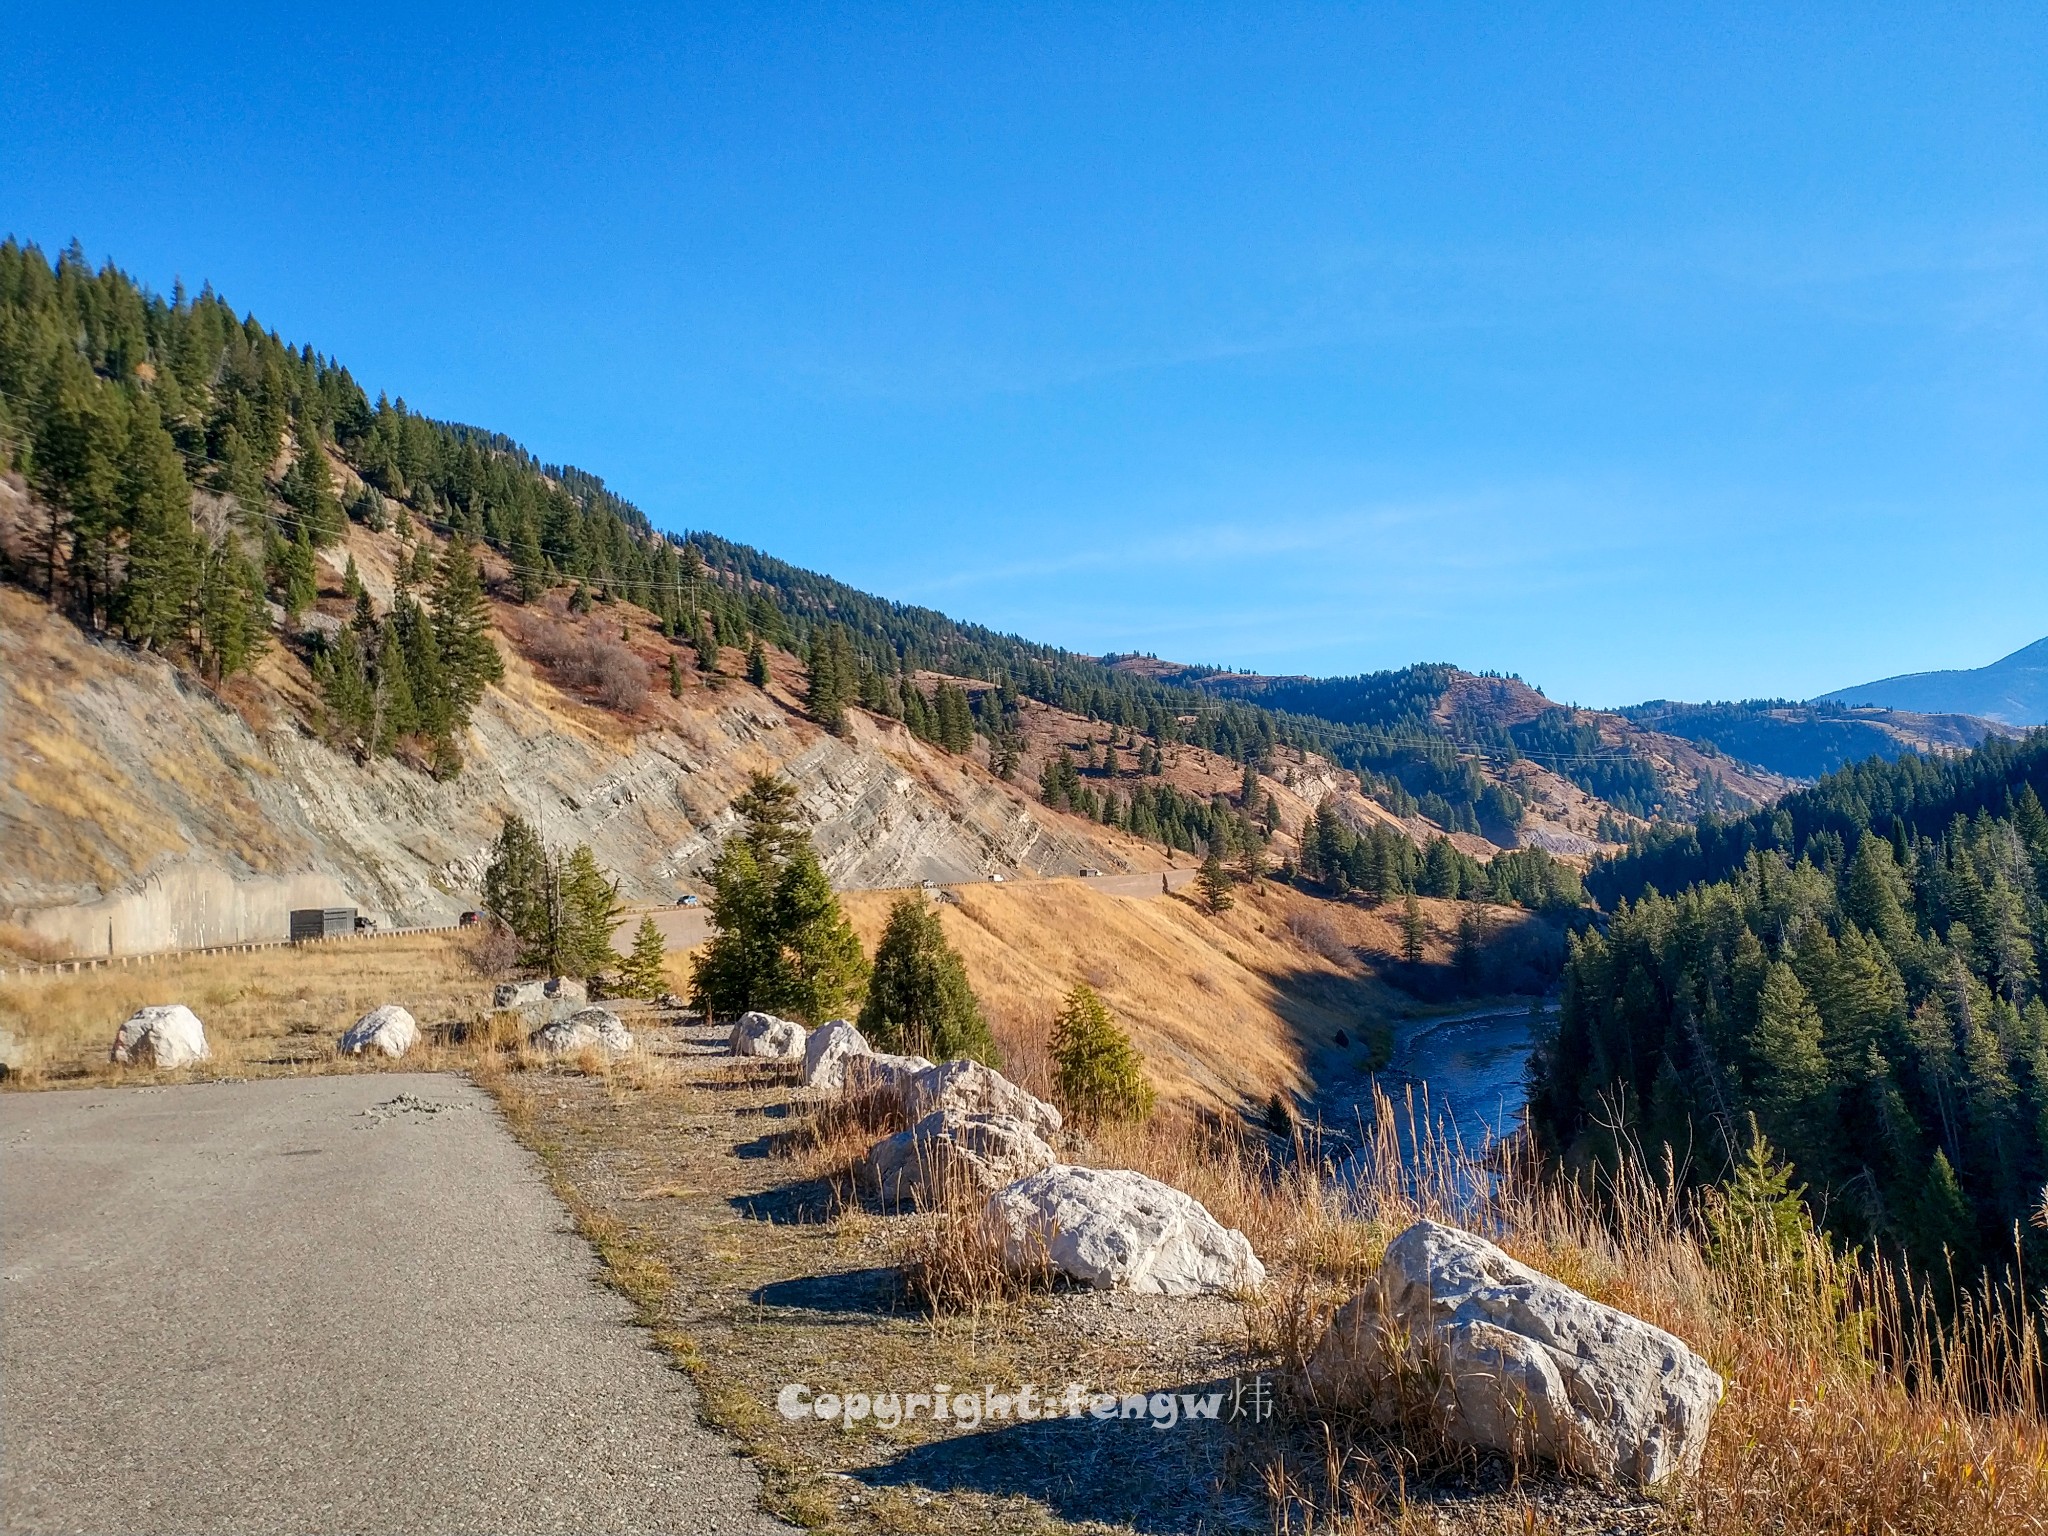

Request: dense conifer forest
left=1539, top=731, right=2048, bottom=1283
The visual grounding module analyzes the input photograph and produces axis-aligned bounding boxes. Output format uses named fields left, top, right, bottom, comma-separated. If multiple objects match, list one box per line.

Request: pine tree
left=1050, top=983, right=1154, bottom=1125
left=510, top=513, right=545, bottom=602
left=767, top=847, right=869, bottom=1024
left=807, top=624, right=848, bottom=732
left=431, top=536, right=501, bottom=725
left=273, top=524, right=317, bottom=617
left=1401, top=894, right=1426, bottom=965
left=668, top=653, right=683, bottom=698
left=619, top=916, right=670, bottom=998
left=1196, top=852, right=1235, bottom=913
left=746, top=634, right=770, bottom=688
left=559, top=845, right=622, bottom=979
left=482, top=815, right=554, bottom=966
left=857, top=895, right=993, bottom=1061
left=114, top=412, right=199, bottom=652
left=281, top=432, right=343, bottom=545
left=196, top=536, right=268, bottom=679
left=1747, top=962, right=1832, bottom=1160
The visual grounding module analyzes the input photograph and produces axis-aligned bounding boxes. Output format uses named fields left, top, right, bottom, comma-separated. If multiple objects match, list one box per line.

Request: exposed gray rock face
left=338, top=1004, right=419, bottom=1058
left=986, top=1165, right=1265, bottom=1297
left=729, top=1011, right=807, bottom=1059
left=901, top=1058, right=1062, bottom=1141
left=493, top=977, right=587, bottom=1011
left=1305, top=1220, right=1722, bottom=1486
left=802, top=1019, right=870, bottom=1088
left=109, top=1005, right=210, bottom=1068
left=861, top=1109, right=1057, bottom=1207
left=2, top=588, right=1131, bottom=956
left=528, top=1007, right=635, bottom=1056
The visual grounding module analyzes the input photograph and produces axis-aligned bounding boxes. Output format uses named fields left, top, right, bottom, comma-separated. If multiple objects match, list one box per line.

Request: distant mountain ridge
left=1821, top=635, right=2048, bottom=726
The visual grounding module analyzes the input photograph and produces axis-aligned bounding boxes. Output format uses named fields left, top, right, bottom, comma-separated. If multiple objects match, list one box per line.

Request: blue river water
left=1381, top=1004, right=1554, bottom=1155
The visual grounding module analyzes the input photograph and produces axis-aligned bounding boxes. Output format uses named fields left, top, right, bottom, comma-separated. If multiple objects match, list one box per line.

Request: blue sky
left=5, top=4, right=2043, bottom=706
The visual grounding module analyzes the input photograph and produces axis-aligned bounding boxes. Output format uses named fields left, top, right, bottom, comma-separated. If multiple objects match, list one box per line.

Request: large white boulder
left=494, top=976, right=587, bottom=1011
left=729, top=1011, right=807, bottom=1059
left=987, top=1165, right=1265, bottom=1297
left=842, top=1050, right=934, bottom=1102
left=902, top=1058, right=1062, bottom=1141
left=862, top=1109, right=1057, bottom=1207
left=109, top=1005, right=210, bottom=1069
left=1305, top=1220, right=1722, bottom=1486
left=529, top=1007, right=635, bottom=1056
left=802, top=1019, right=871, bottom=1088
left=338, top=1004, right=419, bottom=1059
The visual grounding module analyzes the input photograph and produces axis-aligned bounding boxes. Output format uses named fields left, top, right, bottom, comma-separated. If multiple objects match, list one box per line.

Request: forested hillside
left=0, top=236, right=1741, bottom=858
left=1620, top=698, right=2007, bottom=782
left=1539, top=730, right=2048, bottom=1283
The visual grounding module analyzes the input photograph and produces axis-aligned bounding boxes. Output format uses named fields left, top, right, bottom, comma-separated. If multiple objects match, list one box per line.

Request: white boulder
left=338, top=1004, right=419, bottom=1059
left=493, top=976, right=587, bottom=1011
left=842, top=1050, right=933, bottom=1102
left=109, top=1005, right=210, bottom=1069
left=1305, top=1220, right=1722, bottom=1486
left=729, top=1011, right=808, bottom=1059
left=986, top=1165, right=1265, bottom=1297
left=862, top=1110, right=1057, bottom=1207
left=802, top=1018, right=871, bottom=1088
left=902, top=1058, right=1062, bottom=1141
left=529, top=1007, right=635, bottom=1056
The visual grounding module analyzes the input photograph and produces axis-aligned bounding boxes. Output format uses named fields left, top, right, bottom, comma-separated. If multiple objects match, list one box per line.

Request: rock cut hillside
left=0, top=501, right=1179, bottom=955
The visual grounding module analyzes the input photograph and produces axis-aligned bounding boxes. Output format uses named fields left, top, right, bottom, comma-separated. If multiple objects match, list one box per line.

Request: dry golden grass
left=0, top=930, right=675, bottom=1087
left=835, top=879, right=1434, bottom=1115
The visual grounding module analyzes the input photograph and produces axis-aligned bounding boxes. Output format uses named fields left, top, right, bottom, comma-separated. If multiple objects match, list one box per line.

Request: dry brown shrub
left=505, top=610, right=649, bottom=713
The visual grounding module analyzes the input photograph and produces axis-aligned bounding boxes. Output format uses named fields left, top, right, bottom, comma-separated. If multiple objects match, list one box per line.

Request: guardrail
left=0, top=923, right=464, bottom=981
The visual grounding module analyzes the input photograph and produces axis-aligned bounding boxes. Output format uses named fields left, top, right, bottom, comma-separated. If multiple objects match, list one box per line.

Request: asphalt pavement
left=1, top=1074, right=792, bottom=1535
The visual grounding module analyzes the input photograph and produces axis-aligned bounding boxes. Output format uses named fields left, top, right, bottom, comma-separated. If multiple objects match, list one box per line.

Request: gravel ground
left=0, top=1073, right=793, bottom=1535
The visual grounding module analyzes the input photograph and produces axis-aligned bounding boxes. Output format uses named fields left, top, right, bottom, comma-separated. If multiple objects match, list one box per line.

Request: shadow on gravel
left=730, top=1176, right=838, bottom=1225
left=750, top=1266, right=903, bottom=1318
left=853, top=1377, right=1251, bottom=1535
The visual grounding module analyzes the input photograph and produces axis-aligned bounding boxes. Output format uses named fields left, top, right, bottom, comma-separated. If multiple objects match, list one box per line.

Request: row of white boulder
left=732, top=1008, right=1722, bottom=1487
left=106, top=994, right=637, bottom=1067
left=728, top=1010, right=1267, bottom=1298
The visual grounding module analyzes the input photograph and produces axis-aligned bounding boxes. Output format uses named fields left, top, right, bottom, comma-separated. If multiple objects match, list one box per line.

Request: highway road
left=1, top=1075, right=792, bottom=1535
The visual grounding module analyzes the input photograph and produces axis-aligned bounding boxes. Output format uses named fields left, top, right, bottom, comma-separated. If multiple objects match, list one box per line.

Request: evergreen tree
left=619, top=915, right=670, bottom=998
left=767, top=847, right=869, bottom=1024
left=430, top=536, right=501, bottom=724
left=196, top=536, right=268, bottom=679
left=690, top=775, right=866, bottom=1023
left=668, top=652, right=683, bottom=698
left=1196, top=852, right=1235, bottom=913
left=273, top=524, right=317, bottom=616
left=482, top=815, right=555, bottom=969
left=807, top=623, right=849, bottom=732
left=510, top=513, right=545, bottom=602
left=746, top=634, right=770, bottom=688
left=1049, top=983, right=1154, bottom=1124
left=1747, top=962, right=1831, bottom=1157
left=1401, top=894, right=1427, bottom=965
left=858, top=895, right=993, bottom=1061
left=559, top=844, right=622, bottom=979
left=113, top=412, right=199, bottom=651
left=280, top=433, right=343, bottom=545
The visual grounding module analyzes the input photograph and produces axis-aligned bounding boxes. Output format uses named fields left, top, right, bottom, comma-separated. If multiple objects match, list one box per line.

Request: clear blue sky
left=5, top=4, right=2043, bottom=706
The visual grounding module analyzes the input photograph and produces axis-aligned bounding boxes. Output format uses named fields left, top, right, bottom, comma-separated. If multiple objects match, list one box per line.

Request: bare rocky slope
left=1, top=577, right=1164, bottom=956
